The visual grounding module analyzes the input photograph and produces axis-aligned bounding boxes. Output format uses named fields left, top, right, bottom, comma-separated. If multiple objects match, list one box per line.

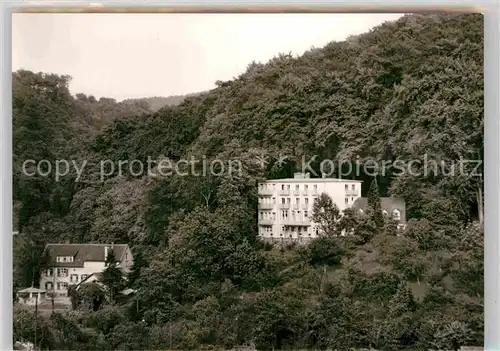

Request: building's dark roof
left=352, top=197, right=407, bottom=223
left=18, top=287, right=46, bottom=293
left=44, top=244, right=129, bottom=267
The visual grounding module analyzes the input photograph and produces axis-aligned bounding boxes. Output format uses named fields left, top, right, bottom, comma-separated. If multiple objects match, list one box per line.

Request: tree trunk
left=320, top=265, right=327, bottom=293
left=34, top=293, right=38, bottom=350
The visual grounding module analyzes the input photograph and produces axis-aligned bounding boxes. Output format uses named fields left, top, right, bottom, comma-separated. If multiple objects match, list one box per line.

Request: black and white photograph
left=12, top=11, right=484, bottom=351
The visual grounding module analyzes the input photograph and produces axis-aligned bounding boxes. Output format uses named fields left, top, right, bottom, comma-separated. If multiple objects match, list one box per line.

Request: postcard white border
left=1, top=1, right=498, bottom=350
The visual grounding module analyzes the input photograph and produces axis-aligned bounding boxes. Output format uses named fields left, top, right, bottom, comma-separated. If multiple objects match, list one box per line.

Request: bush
left=307, top=237, right=344, bottom=266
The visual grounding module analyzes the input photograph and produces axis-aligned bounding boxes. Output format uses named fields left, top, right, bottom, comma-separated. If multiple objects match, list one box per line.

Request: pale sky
left=13, top=13, right=404, bottom=101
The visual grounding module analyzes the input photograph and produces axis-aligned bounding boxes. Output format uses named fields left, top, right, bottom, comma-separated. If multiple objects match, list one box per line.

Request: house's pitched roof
left=352, top=197, right=407, bottom=223
left=44, top=243, right=129, bottom=267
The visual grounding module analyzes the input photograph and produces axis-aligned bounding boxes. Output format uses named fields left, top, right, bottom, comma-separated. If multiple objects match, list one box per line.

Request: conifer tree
left=100, top=249, right=124, bottom=304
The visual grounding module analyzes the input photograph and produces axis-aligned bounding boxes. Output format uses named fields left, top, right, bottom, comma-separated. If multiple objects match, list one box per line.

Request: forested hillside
left=123, top=94, right=200, bottom=112
left=13, top=13, right=483, bottom=350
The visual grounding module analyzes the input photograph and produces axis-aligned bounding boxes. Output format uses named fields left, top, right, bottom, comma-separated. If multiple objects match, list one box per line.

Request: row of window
left=281, top=226, right=317, bottom=233
left=261, top=208, right=401, bottom=221
left=262, top=196, right=357, bottom=206
left=56, top=256, right=74, bottom=263
left=259, top=209, right=311, bottom=221
left=260, top=197, right=315, bottom=206
left=44, top=269, right=89, bottom=281
left=259, top=183, right=319, bottom=193
left=345, top=197, right=356, bottom=205
left=261, top=194, right=359, bottom=207
left=260, top=183, right=358, bottom=193
left=259, top=226, right=321, bottom=237
left=44, top=282, right=69, bottom=291
left=385, top=209, right=401, bottom=220
left=45, top=268, right=67, bottom=277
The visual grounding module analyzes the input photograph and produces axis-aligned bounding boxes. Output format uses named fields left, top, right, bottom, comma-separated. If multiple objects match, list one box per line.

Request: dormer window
left=358, top=209, right=364, bottom=214
left=56, top=256, right=74, bottom=263
left=392, top=209, right=401, bottom=221
left=382, top=210, right=388, bottom=216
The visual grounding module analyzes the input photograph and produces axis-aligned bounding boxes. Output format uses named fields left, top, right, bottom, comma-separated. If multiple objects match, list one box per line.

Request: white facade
left=257, top=173, right=362, bottom=243
left=39, top=244, right=133, bottom=298
left=40, top=264, right=107, bottom=297
left=17, top=287, right=46, bottom=306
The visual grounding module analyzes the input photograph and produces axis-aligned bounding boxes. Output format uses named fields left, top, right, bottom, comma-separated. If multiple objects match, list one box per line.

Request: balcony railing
left=282, top=219, right=311, bottom=226
left=280, top=231, right=306, bottom=238
left=259, top=219, right=274, bottom=225
left=280, top=203, right=290, bottom=209
left=259, top=203, right=274, bottom=210
left=345, top=190, right=359, bottom=196
left=259, top=188, right=273, bottom=196
left=293, top=203, right=300, bottom=210
left=301, top=203, right=309, bottom=210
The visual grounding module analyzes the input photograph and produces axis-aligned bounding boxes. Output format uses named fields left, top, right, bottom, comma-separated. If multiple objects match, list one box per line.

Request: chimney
left=305, top=173, right=310, bottom=179
left=322, top=173, right=326, bottom=179
left=104, top=246, right=109, bottom=261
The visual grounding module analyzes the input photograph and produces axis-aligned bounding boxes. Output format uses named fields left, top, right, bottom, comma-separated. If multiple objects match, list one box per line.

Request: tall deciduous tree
left=312, top=193, right=341, bottom=237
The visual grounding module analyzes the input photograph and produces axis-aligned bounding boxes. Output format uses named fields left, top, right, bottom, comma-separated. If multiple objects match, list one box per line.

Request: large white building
left=257, top=173, right=363, bottom=243
left=39, top=243, right=133, bottom=301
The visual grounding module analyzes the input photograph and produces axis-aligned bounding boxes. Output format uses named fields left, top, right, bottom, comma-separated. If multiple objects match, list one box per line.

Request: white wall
left=84, top=261, right=106, bottom=271
left=120, top=247, right=134, bottom=271
left=17, top=293, right=45, bottom=306
left=39, top=247, right=135, bottom=296
left=258, top=179, right=362, bottom=240
left=40, top=262, right=106, bottom=296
